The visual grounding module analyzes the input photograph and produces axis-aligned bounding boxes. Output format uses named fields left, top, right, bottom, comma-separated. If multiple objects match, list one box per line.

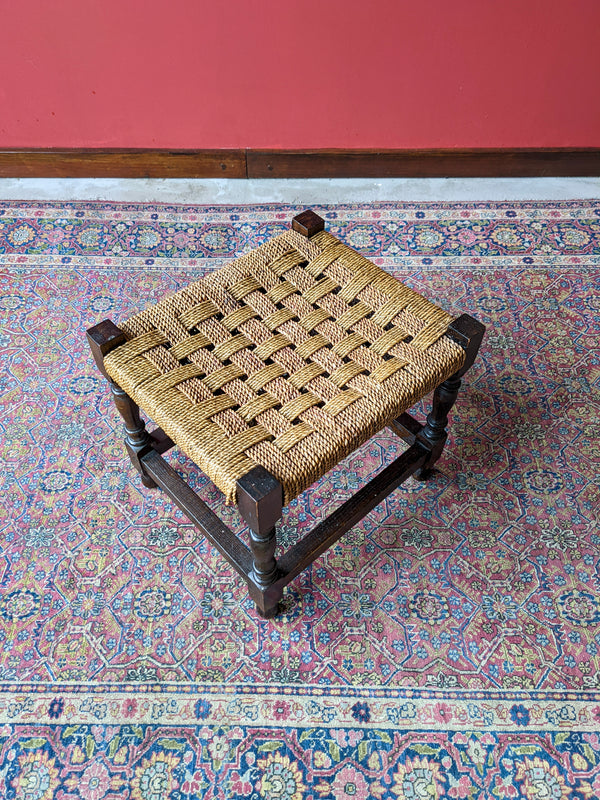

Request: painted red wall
left=1, top=0, right=599, bottom=149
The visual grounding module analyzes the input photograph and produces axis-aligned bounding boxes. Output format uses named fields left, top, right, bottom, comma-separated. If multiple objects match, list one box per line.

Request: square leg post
left=292, top=209, right=325, bottom=238
left=237, top=466, right=284, bottom=618
left=416, top=314, right=486, bottom=479
left=86, top=319, right=157, bottom=488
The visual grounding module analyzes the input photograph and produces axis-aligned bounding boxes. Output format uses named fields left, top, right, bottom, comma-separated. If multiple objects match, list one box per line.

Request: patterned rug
left=1, top=199, right=599, bottom=798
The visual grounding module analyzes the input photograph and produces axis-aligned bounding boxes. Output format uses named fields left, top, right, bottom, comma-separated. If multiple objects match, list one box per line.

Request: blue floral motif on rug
left=0, top=200, right=599, bottom=798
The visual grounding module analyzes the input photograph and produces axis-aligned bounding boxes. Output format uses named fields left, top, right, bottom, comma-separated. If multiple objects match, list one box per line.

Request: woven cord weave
left=104, top=229, right=465, bottom=504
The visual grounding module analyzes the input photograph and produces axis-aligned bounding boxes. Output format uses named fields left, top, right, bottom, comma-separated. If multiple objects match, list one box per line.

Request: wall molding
left=1, top=148, right=599, bottom=179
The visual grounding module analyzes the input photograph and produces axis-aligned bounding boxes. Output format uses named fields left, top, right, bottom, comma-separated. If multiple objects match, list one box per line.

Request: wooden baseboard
left=1, top=148, right=599, bottom=179
left=0, top=150, right=247, bottom=178
left=248, top=149, right=600, bottom=178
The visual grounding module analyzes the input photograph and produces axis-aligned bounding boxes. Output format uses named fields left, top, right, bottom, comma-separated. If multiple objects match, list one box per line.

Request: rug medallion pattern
left=1, top=200, right=599, bottom=797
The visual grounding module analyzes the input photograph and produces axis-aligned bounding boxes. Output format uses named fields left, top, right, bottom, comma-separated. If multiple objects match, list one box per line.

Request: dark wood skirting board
left=1, top=148, right=599, bottom=178
left=248, top=149, right=600, bottom=178
left=0, top=150, right=247, bottom=178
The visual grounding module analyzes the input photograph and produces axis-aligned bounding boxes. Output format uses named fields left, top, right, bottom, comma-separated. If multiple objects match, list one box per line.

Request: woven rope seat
left=87, top=210, right=485, bottom=617
left=103, top=224, right=464, bottom=504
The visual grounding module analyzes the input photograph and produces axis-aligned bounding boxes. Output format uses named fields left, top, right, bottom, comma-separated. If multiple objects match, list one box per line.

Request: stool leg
left=86, top=319, right=156, bottom=488
left=415, top=375, right=462, bottom=480
left=111, top=385, right=157, bottom=488
left=237, top=467, right=284, bottom=618
left=416, top=314, right=486, bottom=480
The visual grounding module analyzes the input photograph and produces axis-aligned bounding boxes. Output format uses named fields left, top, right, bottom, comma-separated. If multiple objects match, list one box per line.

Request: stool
left=86, top=210, right=485, bottom=618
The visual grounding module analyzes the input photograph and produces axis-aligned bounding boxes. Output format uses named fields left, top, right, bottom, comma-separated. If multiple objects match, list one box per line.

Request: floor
left=0, top=177, right=598, bottom=204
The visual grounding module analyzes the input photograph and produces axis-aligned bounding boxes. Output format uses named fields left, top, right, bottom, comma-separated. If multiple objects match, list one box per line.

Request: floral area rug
left=0, top=199, right=599, bottom=798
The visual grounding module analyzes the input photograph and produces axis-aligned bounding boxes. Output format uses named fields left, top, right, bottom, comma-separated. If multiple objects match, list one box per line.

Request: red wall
left=1, top=0, right=599, bottom=149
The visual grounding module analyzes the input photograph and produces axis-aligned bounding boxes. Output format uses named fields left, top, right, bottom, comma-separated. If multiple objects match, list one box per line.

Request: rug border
left=1, top=198, right=600, bottom=212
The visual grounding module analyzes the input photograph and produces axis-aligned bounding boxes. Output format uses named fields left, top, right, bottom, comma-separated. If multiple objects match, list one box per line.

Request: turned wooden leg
left=415, top=374, right=462, bottom=480
left=237, top=466, right=284, bottom=618
left=110, top=385, right=157, bottom=488
left=86, top=319, right=156, bottom=488
left=416, top=313, right=486, bottom=480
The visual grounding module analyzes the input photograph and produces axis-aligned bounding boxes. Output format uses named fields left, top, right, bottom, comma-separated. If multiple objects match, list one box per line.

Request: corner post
left=237, top=466, right=284, bottom=618
left=86, top=319, right=156, bottom=488
left=292, top=209, right=325, bottom=237
left=416, top=314, right=486, bottom=479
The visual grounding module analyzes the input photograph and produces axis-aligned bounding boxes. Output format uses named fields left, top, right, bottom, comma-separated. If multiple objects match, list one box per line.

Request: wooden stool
left=86, top=210, right=485, bottom=618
